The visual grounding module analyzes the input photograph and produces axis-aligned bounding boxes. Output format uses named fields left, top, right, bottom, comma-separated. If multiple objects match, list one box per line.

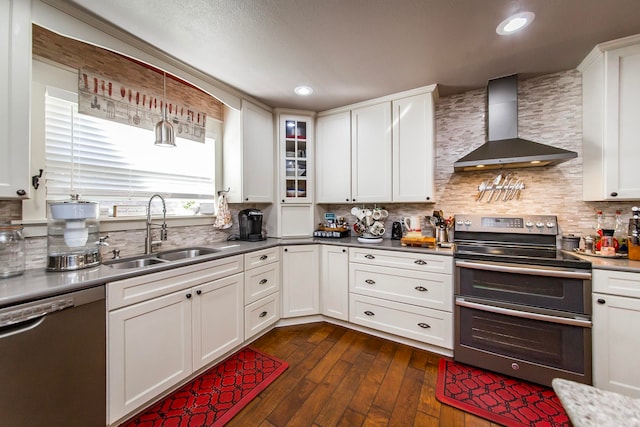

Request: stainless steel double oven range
left=453, top=214, right=592, bottom=387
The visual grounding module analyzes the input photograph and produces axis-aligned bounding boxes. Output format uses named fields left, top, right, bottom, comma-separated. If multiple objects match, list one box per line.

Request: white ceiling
left=63, top=0, right=640, bottom=111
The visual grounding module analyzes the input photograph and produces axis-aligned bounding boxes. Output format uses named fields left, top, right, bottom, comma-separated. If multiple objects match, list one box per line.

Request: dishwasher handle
left=0, top=315, right=46, bottom=339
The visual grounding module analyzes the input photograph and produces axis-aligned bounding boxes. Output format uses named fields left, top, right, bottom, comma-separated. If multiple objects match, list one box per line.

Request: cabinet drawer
left=350, top=263, right=452, bottom=311
left=245, top=292, right=280, bottom=339
left=349, top=294, right=452, bottom=349
left=244, top=247, right=280, bottom=270
left=593, top=269, right=640, bottom=298
left=245, top=262, right=280, bottom=304
left=108, top=255, right=243, bottom=310
left=349, top=247, right=452, bottom=274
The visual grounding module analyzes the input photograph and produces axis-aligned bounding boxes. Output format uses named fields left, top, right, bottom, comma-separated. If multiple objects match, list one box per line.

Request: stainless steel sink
left=155, top=247, right=220, bottom=261
left=104, top=257, right=168, bottom=269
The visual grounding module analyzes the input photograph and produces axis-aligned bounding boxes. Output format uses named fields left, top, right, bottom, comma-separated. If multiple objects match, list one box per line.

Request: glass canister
left=0, top=224, right=25, bottom=278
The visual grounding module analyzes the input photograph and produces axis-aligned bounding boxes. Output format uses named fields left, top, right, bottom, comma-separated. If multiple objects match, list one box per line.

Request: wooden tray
left=401, top=236, right=436, bottom=248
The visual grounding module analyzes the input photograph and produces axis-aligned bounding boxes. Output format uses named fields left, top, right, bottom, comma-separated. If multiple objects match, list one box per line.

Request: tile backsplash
left=3, top=68, right=638, bottom=270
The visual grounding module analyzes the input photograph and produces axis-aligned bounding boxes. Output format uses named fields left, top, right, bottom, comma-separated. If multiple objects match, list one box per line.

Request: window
left=44, top=87, right=218, bottom=215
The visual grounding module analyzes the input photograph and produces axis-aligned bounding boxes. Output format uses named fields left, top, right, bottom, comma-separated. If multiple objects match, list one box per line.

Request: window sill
left=15, top=215, right=217, bottom=238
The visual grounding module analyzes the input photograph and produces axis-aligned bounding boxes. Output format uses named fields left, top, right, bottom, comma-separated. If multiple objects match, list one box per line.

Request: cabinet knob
left=365, top=279, right=376, bottom=285
left=346, top=198, right=349, bottom=202
left=196, top=290, right=202, bottom=295
left=364, top=311, right=375, bottom=316
left=417, top=323, right=431, bottom=329
left=259, top=311, right=268, bottom=318
left=414, top=286, right=428, bottom=292
left=186, top=293, right=192, bottom=299
left=245, top=197, right=249, bottom=201
left=259, top=278, right=268, bottom=285
left=16, top=189, right=26, bottom=196
left=259, top=255, right=268, bottom=261
left=597, top=298, right=606, bottom=304
left=342, top=249, right=346, bottom=253
left=610, top=192, right=618, bottom=197
left=282, top=199, right=285, bottom=203
left=284, top=248, right=288, bottom=252
left=352, top=199, right=356, bottom=202
left=426, top=196, right=431, bottom=201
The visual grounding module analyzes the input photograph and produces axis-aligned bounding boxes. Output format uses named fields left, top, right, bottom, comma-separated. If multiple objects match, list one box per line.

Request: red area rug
left=436, top=359, right=569, bottom=427
left=120, top=347, right=288, bottom=427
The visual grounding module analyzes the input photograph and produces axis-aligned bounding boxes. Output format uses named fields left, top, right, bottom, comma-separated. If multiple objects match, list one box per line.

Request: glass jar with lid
left=0, top=224, right=25, bottom=278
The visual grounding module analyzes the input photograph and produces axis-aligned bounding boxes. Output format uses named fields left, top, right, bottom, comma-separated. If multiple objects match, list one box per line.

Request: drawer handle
left=365, top=254, right=375, bottom=259
left=259, top=255, right=268, bottom=261
left=259, top=311, right=268, bottom=318
left=365, top=279, right=376, bottom=285
left=417, top=323, right=431, bottom=329
left=259, top=278, right=268, bottom=285
left=414, top=259, right=427, bottom=265
left=364, top=311, right=375, bottom=316
left=414, top=286, right=428, bottom=292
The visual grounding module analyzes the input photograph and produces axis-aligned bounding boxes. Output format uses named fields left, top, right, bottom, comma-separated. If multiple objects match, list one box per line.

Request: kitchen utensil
left=486, top=174, right=502, bottom=202
left=476, top=180, right=489, bottom=201
left=502, top=176, right=513, bottom=200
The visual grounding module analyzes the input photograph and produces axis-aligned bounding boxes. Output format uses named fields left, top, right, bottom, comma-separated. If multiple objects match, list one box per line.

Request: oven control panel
left=454, top=214, right=558, bottom=235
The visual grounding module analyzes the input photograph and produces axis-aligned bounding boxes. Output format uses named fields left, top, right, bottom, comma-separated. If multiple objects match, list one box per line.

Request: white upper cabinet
left=223, top=100, right=274, bottom=203
left=278, top=114, right=314, bottom=204
left=351, top=102, right=393, bottom=203
left=392, top=93, right=436, bottom=202
left=0, top=0, right=31, bottom=199
left=316, top=86, right=437, bottom=204
left=316, top=111, right=352, bottom=203
left=580, top=35, right=640, bottom=201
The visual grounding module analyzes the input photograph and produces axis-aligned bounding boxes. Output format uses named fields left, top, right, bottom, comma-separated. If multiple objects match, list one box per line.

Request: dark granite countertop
left=0, top=237, right=453, bottom=308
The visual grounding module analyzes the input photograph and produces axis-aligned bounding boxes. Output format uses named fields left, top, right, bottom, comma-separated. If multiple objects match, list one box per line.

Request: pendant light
left=154, top=71, right=176, bottom=147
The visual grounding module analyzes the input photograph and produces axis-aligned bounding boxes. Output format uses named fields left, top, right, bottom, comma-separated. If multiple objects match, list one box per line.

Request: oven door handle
left=455, top=299, right=592, bottom=328
left=455, top=260, right=592, bottom=280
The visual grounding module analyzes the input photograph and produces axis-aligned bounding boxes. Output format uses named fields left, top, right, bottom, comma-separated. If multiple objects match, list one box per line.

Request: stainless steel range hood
left=453, top=74, right=577, bottom=172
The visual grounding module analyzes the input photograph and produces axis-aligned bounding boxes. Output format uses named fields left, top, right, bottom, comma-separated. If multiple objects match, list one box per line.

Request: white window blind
left=45, top=87, right=216, bottom=200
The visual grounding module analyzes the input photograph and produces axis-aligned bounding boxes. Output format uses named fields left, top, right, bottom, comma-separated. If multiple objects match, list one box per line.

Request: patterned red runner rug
left=120, top=347, right=288, bottom=427
left=436, top=359, right=570, bottom=427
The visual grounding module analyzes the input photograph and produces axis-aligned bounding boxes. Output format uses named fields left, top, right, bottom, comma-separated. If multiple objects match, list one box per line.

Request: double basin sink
left=104, top=247, right=220, bottom=269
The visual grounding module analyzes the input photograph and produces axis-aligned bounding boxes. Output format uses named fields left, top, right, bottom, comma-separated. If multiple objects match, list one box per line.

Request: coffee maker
left=238, top=209, right=265, bottom=241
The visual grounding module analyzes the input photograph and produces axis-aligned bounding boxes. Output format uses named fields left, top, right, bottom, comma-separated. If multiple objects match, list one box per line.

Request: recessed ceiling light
left=294, top=86, right=313, bottom=96
left=496, top=11, right=535, bottom=35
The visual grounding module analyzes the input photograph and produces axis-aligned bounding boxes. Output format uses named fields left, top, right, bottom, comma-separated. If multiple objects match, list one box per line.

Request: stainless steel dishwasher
left=0, top=286, right=106, bottom=426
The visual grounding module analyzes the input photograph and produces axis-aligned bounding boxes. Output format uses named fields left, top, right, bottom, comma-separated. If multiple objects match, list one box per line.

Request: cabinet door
left=280, top=115, right=313, bottom=203
left=392, top=93, right=435, bottom=202
left=316, top=112, right=352, bottom=203
left=351, top=103, right=392, bottom=203
left=282, top=245, right=320, bottom=317
left=108, top=290, right=192, bottom=423
left=321, top=245, right=349, bottom=320
left=0, top=0, right=30, bottom=199
left=242, top=101, right=274, bottom=202
left=593, top=293, right=640, bottom=397
left=192, top=273, right=244, bottom=370
left=604, top=43, right=640, bottom=200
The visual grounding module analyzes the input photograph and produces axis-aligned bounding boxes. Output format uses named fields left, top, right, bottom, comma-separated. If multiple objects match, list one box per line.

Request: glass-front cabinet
left=280, top=115, right=313, bottom=203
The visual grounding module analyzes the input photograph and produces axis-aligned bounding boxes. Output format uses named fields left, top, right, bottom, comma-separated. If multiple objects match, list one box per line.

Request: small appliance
left=238, top=209, right=265, bottom=241
left=391, top=222, right=403, bottom=240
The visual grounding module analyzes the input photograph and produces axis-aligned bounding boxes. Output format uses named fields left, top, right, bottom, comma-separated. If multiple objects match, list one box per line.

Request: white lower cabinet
left=107, top=257, right=244, bottom=424
left=243, top=248, right=281, bottom=339
left=348, top=248, right=453, bottom=349
left=321, top=245, right=349, bottom=321
left=282, top=245, right=320, bottom=317
left=592, top=269, right=640, bottom=397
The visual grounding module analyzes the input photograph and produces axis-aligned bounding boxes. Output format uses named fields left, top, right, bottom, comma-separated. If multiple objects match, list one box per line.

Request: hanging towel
left=213, top=192, right=232, bottom=229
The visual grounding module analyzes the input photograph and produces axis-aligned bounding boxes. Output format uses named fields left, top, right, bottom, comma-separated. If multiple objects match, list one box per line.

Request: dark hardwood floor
left=228, top=322, right=503, bottom=427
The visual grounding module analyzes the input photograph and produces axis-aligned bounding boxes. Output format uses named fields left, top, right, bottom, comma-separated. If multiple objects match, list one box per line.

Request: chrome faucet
left=145, top=194, right=168, bottom=254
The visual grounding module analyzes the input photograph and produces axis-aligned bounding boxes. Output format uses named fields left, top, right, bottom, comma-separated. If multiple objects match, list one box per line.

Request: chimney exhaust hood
left=453, top=74, right=577, bottom=172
